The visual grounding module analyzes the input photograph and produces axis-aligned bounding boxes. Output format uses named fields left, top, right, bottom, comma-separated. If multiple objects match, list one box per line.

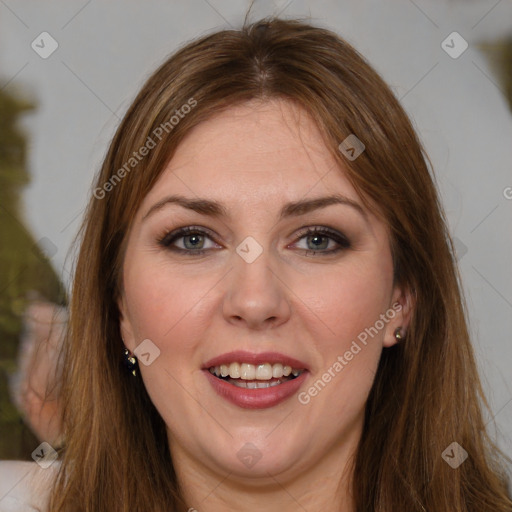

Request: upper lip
left=203, top=350, right=309, bottom=371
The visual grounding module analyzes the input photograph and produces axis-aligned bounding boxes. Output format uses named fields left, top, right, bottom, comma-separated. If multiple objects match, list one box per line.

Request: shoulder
left=0, top=460, right=60, bottom=512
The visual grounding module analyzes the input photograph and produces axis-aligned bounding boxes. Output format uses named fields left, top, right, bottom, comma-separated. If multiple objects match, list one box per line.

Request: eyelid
left=292, top=225, right=350, bottom=244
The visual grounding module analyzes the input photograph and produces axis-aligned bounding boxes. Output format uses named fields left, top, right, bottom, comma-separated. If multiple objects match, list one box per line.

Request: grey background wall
left=1, top=0, right=511, bottom=465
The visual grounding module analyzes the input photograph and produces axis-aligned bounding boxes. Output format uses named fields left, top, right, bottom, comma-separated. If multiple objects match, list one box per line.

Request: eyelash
left=157, top=225, right=351, bottom=257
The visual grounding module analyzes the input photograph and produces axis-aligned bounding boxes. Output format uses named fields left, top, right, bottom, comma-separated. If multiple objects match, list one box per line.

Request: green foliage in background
left=479, top=37, right=512, bottom=111
left=0, top=87, right=66, bottom=459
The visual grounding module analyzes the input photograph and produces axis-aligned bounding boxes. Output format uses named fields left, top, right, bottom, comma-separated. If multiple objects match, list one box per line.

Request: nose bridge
left=222, top=235, right=290, bottom=328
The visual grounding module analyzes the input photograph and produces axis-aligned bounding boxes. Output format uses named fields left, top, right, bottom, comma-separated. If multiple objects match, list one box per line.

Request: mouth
left=208, top=362, right=304, bottom=389
left=202, top=351, right=309, bottom=409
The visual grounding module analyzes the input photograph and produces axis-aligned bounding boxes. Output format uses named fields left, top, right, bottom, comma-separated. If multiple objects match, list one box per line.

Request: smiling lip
left=202, top=350, right=309, bottom=409
left=204, top=369, right=308, bottom=409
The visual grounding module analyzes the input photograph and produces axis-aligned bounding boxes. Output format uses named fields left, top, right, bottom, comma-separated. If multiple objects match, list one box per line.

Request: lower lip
left=203, top=370, right=308, bottom=409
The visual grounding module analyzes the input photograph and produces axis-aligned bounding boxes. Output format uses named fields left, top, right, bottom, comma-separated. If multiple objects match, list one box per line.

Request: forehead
left=140, top=98, right=361, bottom=215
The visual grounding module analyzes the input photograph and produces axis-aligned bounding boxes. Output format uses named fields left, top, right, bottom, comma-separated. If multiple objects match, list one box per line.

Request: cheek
left=123, top=258, right=216, bottom=346
left=122, top=260, right=218, bottom=425
left=294, top=255, right=394, bottom=349
left=293, top=254, right=393, bottom=416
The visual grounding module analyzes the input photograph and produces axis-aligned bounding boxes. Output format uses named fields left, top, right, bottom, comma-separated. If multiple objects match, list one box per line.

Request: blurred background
left=0, top=0, right=511, bottom=466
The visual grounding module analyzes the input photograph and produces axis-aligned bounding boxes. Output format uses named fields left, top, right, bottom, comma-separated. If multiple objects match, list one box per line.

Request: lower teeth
left=224, top=376, right=295, bottom=389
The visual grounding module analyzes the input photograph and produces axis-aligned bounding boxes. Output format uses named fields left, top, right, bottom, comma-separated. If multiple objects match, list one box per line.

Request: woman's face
left=119, top=98, right=409, bottom=485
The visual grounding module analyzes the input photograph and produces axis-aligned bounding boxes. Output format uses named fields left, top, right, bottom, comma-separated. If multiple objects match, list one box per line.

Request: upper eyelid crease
left=142, top=194, right=368, bottom=223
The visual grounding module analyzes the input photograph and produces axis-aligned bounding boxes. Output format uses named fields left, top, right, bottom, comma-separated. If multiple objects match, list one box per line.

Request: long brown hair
left=50, top=17, right=512, bottom=511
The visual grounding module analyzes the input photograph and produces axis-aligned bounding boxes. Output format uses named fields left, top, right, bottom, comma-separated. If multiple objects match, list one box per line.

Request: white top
left=0, top=461, right=59, bottom=512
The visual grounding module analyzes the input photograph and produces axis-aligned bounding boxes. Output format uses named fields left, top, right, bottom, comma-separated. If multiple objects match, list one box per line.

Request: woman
left=1, top=16, right=510, bottom=512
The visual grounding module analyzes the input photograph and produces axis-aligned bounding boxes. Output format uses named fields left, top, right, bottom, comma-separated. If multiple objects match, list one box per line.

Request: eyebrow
left=142, top=193, right=367, bottom=222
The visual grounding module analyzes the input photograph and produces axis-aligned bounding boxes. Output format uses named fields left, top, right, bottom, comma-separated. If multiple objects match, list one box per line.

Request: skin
left=119, top=98, right=412, bottom=512
left=14, top=301, right=65, bottom=447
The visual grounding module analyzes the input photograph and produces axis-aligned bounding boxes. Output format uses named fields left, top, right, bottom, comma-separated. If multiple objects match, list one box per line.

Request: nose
left=222, top=246, right=291, bottom=330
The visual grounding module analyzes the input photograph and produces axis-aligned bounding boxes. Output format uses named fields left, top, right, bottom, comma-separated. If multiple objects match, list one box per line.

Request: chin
left=199, top=431, right=307, bottom=480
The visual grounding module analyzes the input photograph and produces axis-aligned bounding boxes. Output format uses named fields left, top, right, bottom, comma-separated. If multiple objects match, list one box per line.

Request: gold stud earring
left=394, top=327, right=403, bottom=341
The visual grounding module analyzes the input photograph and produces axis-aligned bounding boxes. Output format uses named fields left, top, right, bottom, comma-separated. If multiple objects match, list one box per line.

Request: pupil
left=308, top=234, right=327, bottom=250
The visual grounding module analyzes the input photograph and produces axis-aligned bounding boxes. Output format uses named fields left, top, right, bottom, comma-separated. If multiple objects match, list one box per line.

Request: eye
left=291, top=226, right=350, bottom=256
left=158, top=226, right=221, bottom=254
left=157, top=225, right=350, bottom=257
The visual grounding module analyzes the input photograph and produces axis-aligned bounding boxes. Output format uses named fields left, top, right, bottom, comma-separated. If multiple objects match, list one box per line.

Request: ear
left=118, top=294, right=136, bottom=352
left=383, top=284, right=414, bottom=348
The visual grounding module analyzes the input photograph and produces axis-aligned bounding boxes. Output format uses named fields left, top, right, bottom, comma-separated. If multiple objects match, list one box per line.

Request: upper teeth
left=209, top=363, right=304, bottom=380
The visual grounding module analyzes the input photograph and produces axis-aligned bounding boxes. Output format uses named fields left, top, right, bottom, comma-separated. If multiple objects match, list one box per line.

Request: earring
left=394, top=327, right=403, bottom=341
left=123, top=348, right=138, bottom=377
